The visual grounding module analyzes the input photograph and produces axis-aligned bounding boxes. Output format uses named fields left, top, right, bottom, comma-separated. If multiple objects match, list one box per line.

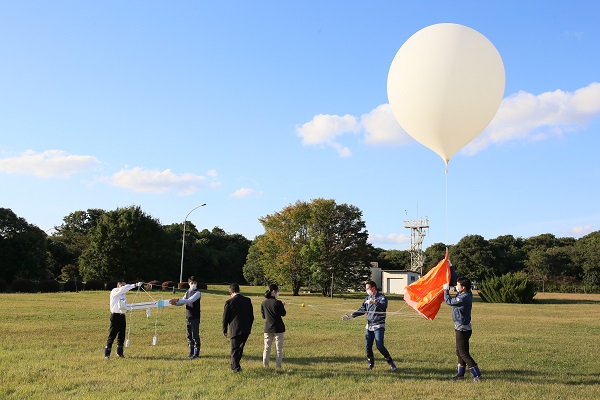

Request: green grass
left=1, top=287, right=599, bottom=399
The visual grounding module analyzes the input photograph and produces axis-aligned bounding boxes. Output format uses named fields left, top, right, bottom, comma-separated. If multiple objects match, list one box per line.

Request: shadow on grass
left=122, top=354, right=600, bottom=385
left=248, top=363, right=600, bottom=385
left=490, top=368, right=600, bottom=385
left=532, top=298, right=600, bottom=305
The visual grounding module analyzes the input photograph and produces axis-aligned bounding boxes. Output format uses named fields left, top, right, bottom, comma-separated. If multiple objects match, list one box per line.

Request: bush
left=60, top=264, right=81, bottom=281
left=64, top=280, right=83, bottom=292
left=479, top=272, right=536, bottom=303
left=85, top=280, right=105, bottom=291
left=39, top=279, right=60, bottom=293
left=146, top=280, right=162, bottom=291
left=106, top=281, right=119, bottom=290
left=11, top=279, right=35, bottom=293
left=162, top=281, right=176, bottom=291
left=0, top=279, right=6, bottom=293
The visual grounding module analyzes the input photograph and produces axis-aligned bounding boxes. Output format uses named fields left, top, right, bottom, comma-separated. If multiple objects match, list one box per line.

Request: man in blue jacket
left=443, top=277, right=481, bottom=382
left=344, top=281, right=397, bottom=371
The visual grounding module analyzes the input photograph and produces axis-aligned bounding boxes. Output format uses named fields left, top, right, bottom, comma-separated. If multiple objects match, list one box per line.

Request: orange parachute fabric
left=404, top=253, right=451, bottom=320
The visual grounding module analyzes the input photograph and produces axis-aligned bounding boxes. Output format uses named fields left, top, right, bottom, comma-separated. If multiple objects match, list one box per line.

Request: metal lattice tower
left=403, top=218, right=429, bottom=275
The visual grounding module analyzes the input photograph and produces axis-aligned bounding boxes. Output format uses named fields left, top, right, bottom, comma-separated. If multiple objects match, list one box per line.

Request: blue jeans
left=365, top=328, right=391, bottom=360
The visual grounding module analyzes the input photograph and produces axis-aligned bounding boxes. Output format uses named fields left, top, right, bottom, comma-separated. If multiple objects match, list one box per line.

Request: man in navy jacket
left=344, top=281, right=397, bottom=371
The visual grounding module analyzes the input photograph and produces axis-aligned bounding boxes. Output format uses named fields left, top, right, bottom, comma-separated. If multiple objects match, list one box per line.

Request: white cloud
left=296, top=114, right=360, bottom=157
left=368, top=232, right=410, bottom=247
left=362, top=104, right=412, bottom=145
left=231, top=187, right=263, bottom=198
left=297, top=82, right=600, bottom=157
left=565, top=225, right=594, bottom=238
left=109, top=167, right=209, bottom=195
left=464, top=82, right=600, bottom=154
left=0, top=150, right=100, bottom=178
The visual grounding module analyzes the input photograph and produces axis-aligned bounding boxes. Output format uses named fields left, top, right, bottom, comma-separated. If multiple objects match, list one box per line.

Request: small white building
left=370, top=263, right=420, bottom=294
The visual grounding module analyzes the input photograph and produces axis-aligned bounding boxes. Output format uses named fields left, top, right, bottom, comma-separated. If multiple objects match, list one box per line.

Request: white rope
left=125, top=286, right=143, bottom=347
left=126, top=283, right=163, bottom=347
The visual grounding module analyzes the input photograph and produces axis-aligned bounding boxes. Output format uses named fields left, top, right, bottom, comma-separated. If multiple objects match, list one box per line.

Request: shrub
left=162, top=281, right=176, bottom=291
left=147, top=280, right=162, bottom=291
left=106, top=281, right=119, bottom=290
left=39, top=279, right=60, bottom=293
left=11, top=279, right=35, bottom=293
left=64, top=280, right=83, bottom=292
left=479, top=272, right=536, bottom=303
left=60, top=264, right=81, bottom=281
left=85, top=280, right=105, bottom=291
left=0, top=279, right=6, bottom=293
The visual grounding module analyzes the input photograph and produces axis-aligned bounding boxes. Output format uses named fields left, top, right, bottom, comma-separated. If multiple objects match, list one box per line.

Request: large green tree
left=243, top=235, right=267, bottom=285
left=79, top=206, right=171, bottom=281
left=190, top=227, right=251, bottom=283
left=424, top=242, right=449, bottom=274
left=451, top=234, right=495, bottom=281
left=303, top=199, right=371, bottom=296
left=0, top=208, right=48, bottom=282
left=253, top=198, right=371, bottom=296
left=258, top=200, right=311, bottom=295
left=373, top=249, right=411, bottom=270
left=47, top=209, right=106, bottom=278
left=488, top=234, right=526, bottom=276
left=574, top=231, right=600, bottom=290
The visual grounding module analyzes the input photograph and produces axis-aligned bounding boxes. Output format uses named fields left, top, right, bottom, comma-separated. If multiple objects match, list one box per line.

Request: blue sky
left=1, top=1, right=599, bottom=250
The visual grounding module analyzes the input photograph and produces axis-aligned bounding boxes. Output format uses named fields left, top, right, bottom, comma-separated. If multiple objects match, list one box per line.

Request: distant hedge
left=479, top=272, right=536, bottom=303
left=0, top=279, right=6, bottom=293
left=39, top=279, right=60, bottom=293
left=64, top=280, right=83, bottom=292
left=85, top=280, right=105, bottom=291
left=11, top=279, right=34, bottom=293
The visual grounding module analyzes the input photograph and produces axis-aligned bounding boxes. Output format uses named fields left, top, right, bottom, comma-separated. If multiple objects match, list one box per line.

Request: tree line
left=0, top=206, right=250, bottom=286
left=1, top=203, right=599, bottom=294
left=374, top=232, right=600, bottom=293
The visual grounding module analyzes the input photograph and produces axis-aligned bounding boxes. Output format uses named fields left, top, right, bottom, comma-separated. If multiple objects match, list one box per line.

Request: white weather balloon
left=387, top=23, right=505, bottom=166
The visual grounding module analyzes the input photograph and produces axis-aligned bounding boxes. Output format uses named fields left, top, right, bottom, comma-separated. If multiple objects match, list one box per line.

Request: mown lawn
left=0, top=287, right=598, bottom=399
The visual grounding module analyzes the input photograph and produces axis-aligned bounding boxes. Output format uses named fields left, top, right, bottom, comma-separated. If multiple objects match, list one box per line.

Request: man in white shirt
left=104, top=279, right=142, bottom=358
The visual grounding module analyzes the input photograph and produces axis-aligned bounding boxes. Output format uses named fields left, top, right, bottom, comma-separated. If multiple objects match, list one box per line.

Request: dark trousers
left=455, top=329, right=476, bottom=368
left=230, top=333, right=249, bottom=371
left=186, top=318, right=200, bottom=348
left=365, top=328, right=391, bottom=360
left=106, top=313, right=126, bottom=348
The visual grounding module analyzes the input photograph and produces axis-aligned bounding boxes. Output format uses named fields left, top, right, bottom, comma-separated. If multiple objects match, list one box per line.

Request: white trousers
left=263, top=332, right=284, bottom=368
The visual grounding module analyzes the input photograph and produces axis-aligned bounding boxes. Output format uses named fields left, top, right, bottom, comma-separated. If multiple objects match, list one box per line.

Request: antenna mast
left=403, top=210, right=429, bottom=275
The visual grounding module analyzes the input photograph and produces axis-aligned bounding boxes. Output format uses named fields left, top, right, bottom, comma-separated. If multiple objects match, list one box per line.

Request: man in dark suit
left=222, top=283, right=254, bottom=372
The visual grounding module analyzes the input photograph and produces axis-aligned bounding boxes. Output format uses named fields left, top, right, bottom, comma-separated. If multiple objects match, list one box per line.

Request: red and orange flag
left=404, top=252, right=452, bottom=320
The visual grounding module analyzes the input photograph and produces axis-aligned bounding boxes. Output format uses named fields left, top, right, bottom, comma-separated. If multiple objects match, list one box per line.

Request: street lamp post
left=179, top=204, right=207, bottom=285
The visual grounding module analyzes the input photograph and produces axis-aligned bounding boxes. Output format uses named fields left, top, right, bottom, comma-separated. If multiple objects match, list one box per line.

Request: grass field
left=1, top=286, right=599, bottom=399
